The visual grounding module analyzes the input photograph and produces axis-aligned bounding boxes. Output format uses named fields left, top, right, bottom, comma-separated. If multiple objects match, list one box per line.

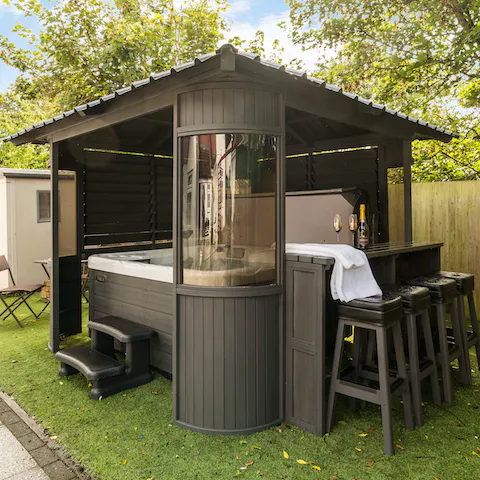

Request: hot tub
left=88, top=247, right=276, bottom=374
left=88, top=249, right=175, bottom=373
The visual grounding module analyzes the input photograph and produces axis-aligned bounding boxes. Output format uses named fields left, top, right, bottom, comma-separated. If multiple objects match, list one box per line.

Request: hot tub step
left=56, top=346, right=125, bottom=381
left=88, top=316, right=154, bottom=343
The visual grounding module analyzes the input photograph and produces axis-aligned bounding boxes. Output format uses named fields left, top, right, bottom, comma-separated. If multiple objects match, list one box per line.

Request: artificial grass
left=1, top=295, right=480, bottom=479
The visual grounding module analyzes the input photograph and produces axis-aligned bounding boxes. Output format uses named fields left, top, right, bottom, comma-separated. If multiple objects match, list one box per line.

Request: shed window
left=37, top=190, right=51, bottom=223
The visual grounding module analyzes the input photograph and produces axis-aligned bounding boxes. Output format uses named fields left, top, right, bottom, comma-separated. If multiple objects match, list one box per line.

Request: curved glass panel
left=180, top=133, right=277, bottom=287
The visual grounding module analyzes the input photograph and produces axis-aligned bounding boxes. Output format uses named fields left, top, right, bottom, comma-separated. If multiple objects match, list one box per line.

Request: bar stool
left=389, top=285, right=442, bottom=426
left=440, top=272, right=480, bottom=382
left=326, top=294, right=415, bottom=456
left=408, top=275, right=469, bottom=404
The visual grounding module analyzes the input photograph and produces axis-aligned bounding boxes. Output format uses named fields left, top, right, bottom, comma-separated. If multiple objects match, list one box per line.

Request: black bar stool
left=326, top=294, right=414, bottom=456
left=408, top=275, right=469, bottom=404
left=440, top=272, right=480, bottom=382
left=389, top=285, right=442, bottom=426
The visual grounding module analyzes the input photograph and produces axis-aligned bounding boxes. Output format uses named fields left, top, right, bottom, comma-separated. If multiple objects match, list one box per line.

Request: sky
left=0, top=0, right=321, bottom=93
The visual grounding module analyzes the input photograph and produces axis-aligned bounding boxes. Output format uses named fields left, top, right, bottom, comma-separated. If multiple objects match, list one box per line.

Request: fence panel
left=389, top=180, right=480, bottom=306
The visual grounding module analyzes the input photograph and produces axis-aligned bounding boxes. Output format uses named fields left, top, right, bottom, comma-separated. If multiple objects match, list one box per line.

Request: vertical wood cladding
left=89, top=269, right=173, bottom=373
left=178, top=88, right=281, bottom=131
left=177, top=292, right=280, bottom=433
left=285, top=261, right=327, bottom=436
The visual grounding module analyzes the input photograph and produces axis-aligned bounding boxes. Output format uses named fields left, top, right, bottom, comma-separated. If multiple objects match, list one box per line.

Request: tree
left=286, top=0, right=480, bottom=181
left=287, top=0, right=480, bottom=111
left=0, top=92, right=54, bottom=168
left=1, top=0, right=228, bottom=110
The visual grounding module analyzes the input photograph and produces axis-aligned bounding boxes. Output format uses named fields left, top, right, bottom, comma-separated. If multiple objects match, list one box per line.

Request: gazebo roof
left=2, top=44, right=457, bottom=145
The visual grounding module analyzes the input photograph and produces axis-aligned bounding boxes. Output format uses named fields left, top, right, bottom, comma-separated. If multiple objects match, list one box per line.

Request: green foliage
left=0, top=0, right=228, bottom=169
left=1, top=0, right=228, bottom=110
left=287, top=0, right=480, bottom=181
left=0, top=92, right=53, bottom=168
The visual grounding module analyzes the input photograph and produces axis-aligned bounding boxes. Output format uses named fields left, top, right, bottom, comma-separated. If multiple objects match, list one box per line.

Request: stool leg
left=359, top=330, right=375, bottom=410
left=406, top=313, right=423, bottom=427
left=467, top=293, right=480, bottom=370
left=376, top=327, right=394, bottom=456
left=326, top=319, right=346, bottom=432
left=450, top=300, right=470, bottom=386
left=421, top=311, right=442, bottom=406
left=435, top=304, right=453, bottom=404
left=350, top=327, right=365, bottom=412
left=392, top=322, right=415, bottom=431
left=457, top=295, right=472, bottom=383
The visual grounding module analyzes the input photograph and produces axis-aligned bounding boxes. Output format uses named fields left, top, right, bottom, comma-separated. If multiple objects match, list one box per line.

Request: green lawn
left=1, top=294, right=480, bottom=479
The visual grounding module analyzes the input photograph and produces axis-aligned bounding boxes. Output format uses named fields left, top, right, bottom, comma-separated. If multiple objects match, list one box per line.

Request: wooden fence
left=389, top=181, right=480, bottom=305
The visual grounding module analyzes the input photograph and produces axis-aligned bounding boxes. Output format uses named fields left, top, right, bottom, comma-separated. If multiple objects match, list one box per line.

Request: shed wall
left=8, top=177, right=53, bottom=286
left=0, top=178, right=8, bottom=288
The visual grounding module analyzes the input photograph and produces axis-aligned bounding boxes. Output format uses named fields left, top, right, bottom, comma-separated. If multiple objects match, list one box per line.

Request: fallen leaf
left=252, top=445, right=261, bottom=449
left=464, top=456, right=469, bottom=461
left=59, top=382, right=63, bottom=385
left=80, top=408, right=85, bottom=412
left=433, top=477, right=441, bottom=480
left=121, top=459, right=127, bottom=465
left=312, top=465, right=321, bottom=471
left=355, top=448, right=361, bottom=452
left=472, top=451, right=479, bottom=457
left=395, top=444, right=405, bottom=450
left=283, top=451, right=289, bottom=459
left=358, top=433, right=368, bottom=437
left=88, top=382, right=92, bottom=387
left=134, top=427, right=138, bottom=431
left=297, top=459, right=308, bottom=465
left=368, top=427, right=375, bottom=433
left=366, top=460, right=374, bottom=467
left=152, top=391, right=158, bottom=395
left=49, top=435, right=57, bottom=440
left=244, top=461, right=254, bottom=467
left=240, top=440, right=247, bottom=444
left=330, top=477, right=338, bottom=480
left=425, top=435, right=429, bottom=439
left=277, top=429, right=283, bottom=433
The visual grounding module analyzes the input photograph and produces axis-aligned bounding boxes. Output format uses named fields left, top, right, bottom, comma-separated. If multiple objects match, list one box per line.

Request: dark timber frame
left=3, top=44, right=455, bottom=434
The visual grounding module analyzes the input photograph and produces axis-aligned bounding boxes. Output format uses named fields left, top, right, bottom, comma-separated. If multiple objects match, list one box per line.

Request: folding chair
left=81, top=261, right=89, bottom=303
left=0, top=256, right=44, bottom=328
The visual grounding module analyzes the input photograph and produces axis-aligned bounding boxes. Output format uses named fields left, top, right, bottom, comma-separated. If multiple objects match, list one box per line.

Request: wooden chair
left=0, top=256, right=43, bottom=328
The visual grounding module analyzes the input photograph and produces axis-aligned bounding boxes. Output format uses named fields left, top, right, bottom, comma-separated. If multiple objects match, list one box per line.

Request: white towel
left=286, top=243, right=382, bottom=302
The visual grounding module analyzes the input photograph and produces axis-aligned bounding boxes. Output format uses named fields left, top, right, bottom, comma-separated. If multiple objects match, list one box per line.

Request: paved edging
left=0, top=392, right=91, bottom=480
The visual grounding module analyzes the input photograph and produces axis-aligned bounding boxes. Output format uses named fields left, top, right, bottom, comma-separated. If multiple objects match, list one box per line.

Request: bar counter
left=284, top=241, right=444, bottom=436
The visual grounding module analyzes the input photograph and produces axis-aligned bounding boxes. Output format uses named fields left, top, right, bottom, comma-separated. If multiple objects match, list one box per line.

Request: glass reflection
left=180, top=133, right=277, bottom=287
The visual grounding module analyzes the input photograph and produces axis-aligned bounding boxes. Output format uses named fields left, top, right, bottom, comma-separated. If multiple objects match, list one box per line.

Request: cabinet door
left=285, top=261, right=326, bottom=435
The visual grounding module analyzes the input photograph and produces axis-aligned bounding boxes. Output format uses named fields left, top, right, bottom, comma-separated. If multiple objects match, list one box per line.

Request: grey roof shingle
left=1, top=44, right=457, bottom=142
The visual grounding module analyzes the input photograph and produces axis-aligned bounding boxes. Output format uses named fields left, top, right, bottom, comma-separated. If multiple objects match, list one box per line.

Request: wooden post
left=402, top=141, right=413, bottom=242
left=49, top=141, right=60, bottom=353
left=377, top=144, right=389, bottom=243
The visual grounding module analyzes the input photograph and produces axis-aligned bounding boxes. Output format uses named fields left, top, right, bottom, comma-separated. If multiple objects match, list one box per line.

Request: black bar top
left=364, top=241, right=443, bottom=259
left=285, top=241, right=442, bottom=264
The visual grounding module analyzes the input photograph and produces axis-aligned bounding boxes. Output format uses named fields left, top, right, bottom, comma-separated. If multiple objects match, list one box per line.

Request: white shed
left=0, top=168, right=55, bottom=288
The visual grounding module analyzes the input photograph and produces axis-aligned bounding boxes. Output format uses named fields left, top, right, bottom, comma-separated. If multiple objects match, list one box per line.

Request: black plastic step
left=56, top=346, right=125, bottom=380
left=88, top=316, right=154, bottom=343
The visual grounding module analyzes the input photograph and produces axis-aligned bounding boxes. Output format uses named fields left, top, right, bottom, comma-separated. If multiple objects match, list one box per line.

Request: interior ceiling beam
left=286, top=133, right=386, bottom=156
left=285, top=124, right=310, bottom=146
